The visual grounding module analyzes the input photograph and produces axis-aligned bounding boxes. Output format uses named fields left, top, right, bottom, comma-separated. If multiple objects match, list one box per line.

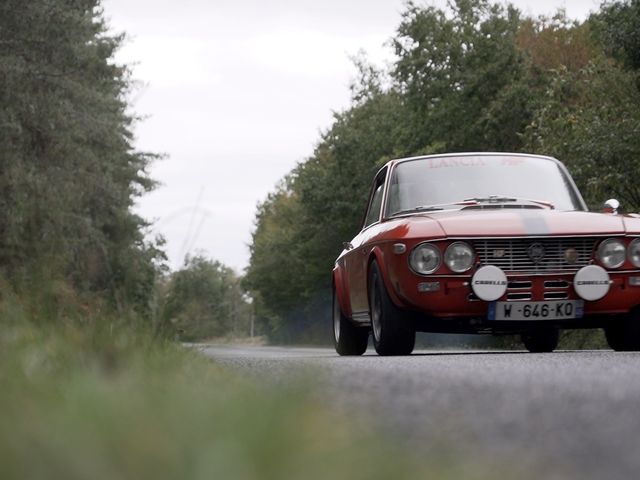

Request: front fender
left=368, top=245, right=405, bottom=308
left=332, top=264, right=352, bottom=318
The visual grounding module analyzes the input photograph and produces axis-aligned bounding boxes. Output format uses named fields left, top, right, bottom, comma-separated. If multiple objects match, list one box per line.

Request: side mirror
left=603, top=199, right=620, bottom=214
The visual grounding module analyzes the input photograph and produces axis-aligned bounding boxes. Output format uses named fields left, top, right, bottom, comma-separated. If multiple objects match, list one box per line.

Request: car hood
left=394, top=209, right=640, bottom=239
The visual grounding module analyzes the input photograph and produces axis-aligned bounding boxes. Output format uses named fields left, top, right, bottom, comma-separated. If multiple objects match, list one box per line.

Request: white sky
left=102, top=0, right=600, bottom=272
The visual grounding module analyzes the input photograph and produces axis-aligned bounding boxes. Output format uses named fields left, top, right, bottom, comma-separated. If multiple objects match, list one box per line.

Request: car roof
left=385, top=152, right=559, bottom=168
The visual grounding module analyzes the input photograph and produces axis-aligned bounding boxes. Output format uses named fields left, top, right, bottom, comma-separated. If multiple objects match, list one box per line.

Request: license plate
left=488, top=300, right=584, bottom=321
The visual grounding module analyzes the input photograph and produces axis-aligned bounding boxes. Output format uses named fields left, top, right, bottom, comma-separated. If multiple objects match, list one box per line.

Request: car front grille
left=472, top=237, right=598, bottom=273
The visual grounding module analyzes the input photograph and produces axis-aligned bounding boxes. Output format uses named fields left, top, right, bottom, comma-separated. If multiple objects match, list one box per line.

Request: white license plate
left=488, top=300, right=584, bottom=321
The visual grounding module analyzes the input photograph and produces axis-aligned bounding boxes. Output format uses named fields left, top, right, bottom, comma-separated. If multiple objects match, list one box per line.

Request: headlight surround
left=597, top=238, right=626, bottom=269
left=409, top=243, right=441, bottom=275
left=444, top=242, right=475, bottom=273
left=628, top=238, right=640, bottom=268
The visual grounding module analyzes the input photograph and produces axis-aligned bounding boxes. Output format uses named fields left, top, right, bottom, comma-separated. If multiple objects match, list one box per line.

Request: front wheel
left=604, top=312, right=640, bottom=351
left=333, top=286, right=368, bottom=356
left=521, top=328, right=559, bottom=353
left=368, top=261, right=415, bottom=356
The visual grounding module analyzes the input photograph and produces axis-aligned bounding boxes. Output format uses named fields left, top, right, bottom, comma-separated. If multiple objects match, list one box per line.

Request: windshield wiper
left=390, top=196, right=555, bottom=218
left=390, top=200, right=478, bottom=217
left=464, top=195, right=517, bottom=203
left=390, top=206, right=444, bottom=216
left=463, top=196, right=555, bottom=209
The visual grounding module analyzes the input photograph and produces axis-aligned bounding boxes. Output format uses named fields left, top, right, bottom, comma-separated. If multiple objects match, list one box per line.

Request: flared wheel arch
left=366, top=248, right=404, bottom=315
left=332, top=267, right=352, bottom=321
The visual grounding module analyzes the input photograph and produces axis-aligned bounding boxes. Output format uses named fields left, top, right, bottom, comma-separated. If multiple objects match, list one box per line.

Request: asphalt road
left=199, top=345, right=640, bottom=479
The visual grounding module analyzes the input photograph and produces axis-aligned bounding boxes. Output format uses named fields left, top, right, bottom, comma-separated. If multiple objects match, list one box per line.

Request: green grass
left=0, top=319, right=494, bottom=480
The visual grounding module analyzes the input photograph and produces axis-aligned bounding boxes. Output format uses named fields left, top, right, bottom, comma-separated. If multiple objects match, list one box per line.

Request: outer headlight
left=628, top=238, right=640, bottom=268
left=444, top=242, right=475, bottom=273
left=409, top=243, right=441, bottom=275
left=597, top=238, right=626, bottom=269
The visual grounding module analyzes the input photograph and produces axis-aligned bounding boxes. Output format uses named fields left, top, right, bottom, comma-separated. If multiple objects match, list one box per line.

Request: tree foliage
left=524, top=2, right=640, bottom=210
left=0, top=0, right=163, bottom=316
left=392, top=0, right=526, bottom=152
left=593, top=0, right=640, bottom=70
left=523, top=60, right=640, bottom=209
left=163, top=255, right=251, bottom=341
left=247, top=0, right=640, bottom=343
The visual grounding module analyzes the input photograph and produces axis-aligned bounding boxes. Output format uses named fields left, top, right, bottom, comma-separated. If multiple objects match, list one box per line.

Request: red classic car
left=332, top=153, right=640, bottom=355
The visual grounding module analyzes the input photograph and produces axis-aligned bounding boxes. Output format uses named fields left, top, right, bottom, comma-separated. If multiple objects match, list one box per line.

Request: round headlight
left=409, top=243, right=441, bottom=275
left=597, top=238, right=626, bottom=269
left=628, top=238, right=640, bottom=268
left=444, top=242, right=475, bottom=273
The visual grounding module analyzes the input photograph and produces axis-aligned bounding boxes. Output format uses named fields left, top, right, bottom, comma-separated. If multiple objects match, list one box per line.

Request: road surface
left=199, top=345, right=640, bottom=479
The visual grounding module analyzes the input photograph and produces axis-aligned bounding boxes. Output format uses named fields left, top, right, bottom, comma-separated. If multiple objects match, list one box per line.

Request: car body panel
left=414, top=209, right=625, bottom=238
left=623, top=215, right=640, bottom=234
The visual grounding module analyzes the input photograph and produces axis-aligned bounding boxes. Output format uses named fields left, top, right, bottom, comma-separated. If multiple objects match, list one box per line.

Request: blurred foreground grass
left=0, top=317, right=489, bottom=480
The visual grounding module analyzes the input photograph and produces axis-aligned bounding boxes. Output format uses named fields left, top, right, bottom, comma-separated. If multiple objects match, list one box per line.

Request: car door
left=345, top=167, right=387, bottom=317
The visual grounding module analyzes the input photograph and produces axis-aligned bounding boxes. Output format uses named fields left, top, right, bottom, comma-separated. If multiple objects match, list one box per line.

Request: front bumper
left=391, top=271, right=640, bottom=319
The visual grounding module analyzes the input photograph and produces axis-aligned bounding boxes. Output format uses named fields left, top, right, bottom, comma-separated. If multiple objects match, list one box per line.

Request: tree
left=522, top=2, right=640, bottom=210
left=163, top=255, right=250, bottom=341
left=592, top=0, right=640, bottom=71
left=392, top=0, right=527, bottom=152
left=0, top=0, right=163, bottom=317
left=523, top=59, right=640, bottom=210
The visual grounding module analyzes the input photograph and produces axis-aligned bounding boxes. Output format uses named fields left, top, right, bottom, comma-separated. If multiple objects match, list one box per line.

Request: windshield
left=386, top=155, right=584, bottom=216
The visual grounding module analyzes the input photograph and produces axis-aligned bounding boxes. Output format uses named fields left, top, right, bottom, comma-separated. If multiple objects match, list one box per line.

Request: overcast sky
left=102, top=0, right=600, bottom=272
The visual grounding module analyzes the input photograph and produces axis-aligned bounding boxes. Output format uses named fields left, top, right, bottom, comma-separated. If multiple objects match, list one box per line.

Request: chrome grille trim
left=472, top=237, right=597, bottom=273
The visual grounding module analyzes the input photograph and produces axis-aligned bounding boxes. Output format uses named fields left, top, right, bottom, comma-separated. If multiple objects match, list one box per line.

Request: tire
left=604, top=324, right=627, bottom=351
left=333, top=286, right=368, bottom=356
left=368, top=261, right=415, bottom=356
left=604, top=312, right=640, bottom=351
left=521, top=328, right=559, bottom=353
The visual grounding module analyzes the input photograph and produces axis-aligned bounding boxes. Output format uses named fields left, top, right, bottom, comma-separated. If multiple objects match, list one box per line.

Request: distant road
left=199, top=345, right=640, bottom=480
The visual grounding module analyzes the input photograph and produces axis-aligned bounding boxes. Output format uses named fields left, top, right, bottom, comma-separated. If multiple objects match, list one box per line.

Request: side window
left=364, top=173, right=386, bottom=228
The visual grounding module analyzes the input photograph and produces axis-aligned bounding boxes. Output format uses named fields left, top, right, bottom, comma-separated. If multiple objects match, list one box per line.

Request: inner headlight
left=409, top=243, right=441, bottom=275
left=628, top=238, right=640, bottom=268
left=597, top=238, right=626, bottom=269
left=444, top=242, right=475, bottom=273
